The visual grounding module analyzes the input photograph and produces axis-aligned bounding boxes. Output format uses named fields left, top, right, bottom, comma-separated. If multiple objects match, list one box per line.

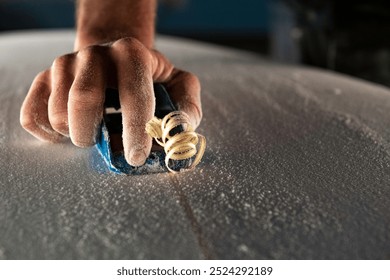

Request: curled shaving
left=145, top=111, right=206, bottom=173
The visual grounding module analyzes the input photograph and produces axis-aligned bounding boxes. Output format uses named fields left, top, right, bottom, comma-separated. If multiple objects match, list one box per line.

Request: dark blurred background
left=0, top=0, right=389, bottom=87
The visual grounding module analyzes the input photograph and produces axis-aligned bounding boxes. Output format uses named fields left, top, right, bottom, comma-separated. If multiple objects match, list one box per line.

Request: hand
left=20, top=37, right=202, bottom=166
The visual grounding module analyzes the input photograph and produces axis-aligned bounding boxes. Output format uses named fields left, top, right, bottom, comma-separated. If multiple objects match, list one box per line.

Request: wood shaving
left=145, top=111, right=206, bottom=173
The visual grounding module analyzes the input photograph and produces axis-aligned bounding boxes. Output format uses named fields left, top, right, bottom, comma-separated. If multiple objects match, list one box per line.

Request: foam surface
left=1, top=31, right=390, bottom=259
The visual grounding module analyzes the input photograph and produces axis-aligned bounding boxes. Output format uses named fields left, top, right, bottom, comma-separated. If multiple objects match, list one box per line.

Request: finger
left=151, top=50, right=174, bottom=82
left=150, top=51, right=202, bottom=128
left=165, top=69, right=202, bottom=129
left=48, top=54, right=75, bottom=136
left=68, top=46, right=107, bottom=147
left=111, top=38, right=155, bottom=166
left=20, top=70, right=64, bottom=142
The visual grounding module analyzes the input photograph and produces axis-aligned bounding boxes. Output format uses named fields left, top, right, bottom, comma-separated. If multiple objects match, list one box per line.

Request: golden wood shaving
left=145, top=111, right=206, bottom=173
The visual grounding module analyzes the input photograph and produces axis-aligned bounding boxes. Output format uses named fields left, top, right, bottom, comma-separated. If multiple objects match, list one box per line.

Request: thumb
left=164, top=69, right=202, bottom=129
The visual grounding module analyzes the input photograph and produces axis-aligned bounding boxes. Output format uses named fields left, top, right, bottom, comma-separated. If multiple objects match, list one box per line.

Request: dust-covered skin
left=19, top=0, right=202, bottom=167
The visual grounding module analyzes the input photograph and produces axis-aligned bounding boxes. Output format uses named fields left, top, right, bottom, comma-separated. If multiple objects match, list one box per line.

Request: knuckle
left=77, top=45, right=105, bottom=61
left=113, top=37, right=150, bottom=62
left=152, top=52, right=173, bottom=80
left=52, top=123, right=69, bottom=135
left=20, top=98, right=36, bottom=131
left=114, top=37, right=139, bottom=49
left=69, top=87, right=104, bottom=107
left=20, top=115, right=36, bottom=132
left=33, top=69, right=51, bottom=85
left=52, top=54, right=74, bottom=70
left=49, top=112, right=68, bottom=132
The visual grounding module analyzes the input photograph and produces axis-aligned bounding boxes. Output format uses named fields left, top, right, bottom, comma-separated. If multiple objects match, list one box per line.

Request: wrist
left=74, top=0, right=156, bottom=51
left=75, top=26, right=154, bottom=51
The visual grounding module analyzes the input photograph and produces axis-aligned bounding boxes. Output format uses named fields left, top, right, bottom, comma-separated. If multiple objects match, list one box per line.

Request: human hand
left=20, top=37, right=202, bottom=166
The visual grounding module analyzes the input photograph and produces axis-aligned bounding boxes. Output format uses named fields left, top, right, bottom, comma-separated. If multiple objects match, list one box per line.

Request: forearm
left=75, top=0, right=156, bottom=50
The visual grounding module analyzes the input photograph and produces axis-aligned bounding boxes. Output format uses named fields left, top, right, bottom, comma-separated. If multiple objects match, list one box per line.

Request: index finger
left=110, top=38, right=155, bottom=166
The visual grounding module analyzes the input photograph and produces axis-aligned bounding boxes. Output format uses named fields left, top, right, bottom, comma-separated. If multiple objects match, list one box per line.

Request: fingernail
left=127, top=148, right=147, bottom=167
